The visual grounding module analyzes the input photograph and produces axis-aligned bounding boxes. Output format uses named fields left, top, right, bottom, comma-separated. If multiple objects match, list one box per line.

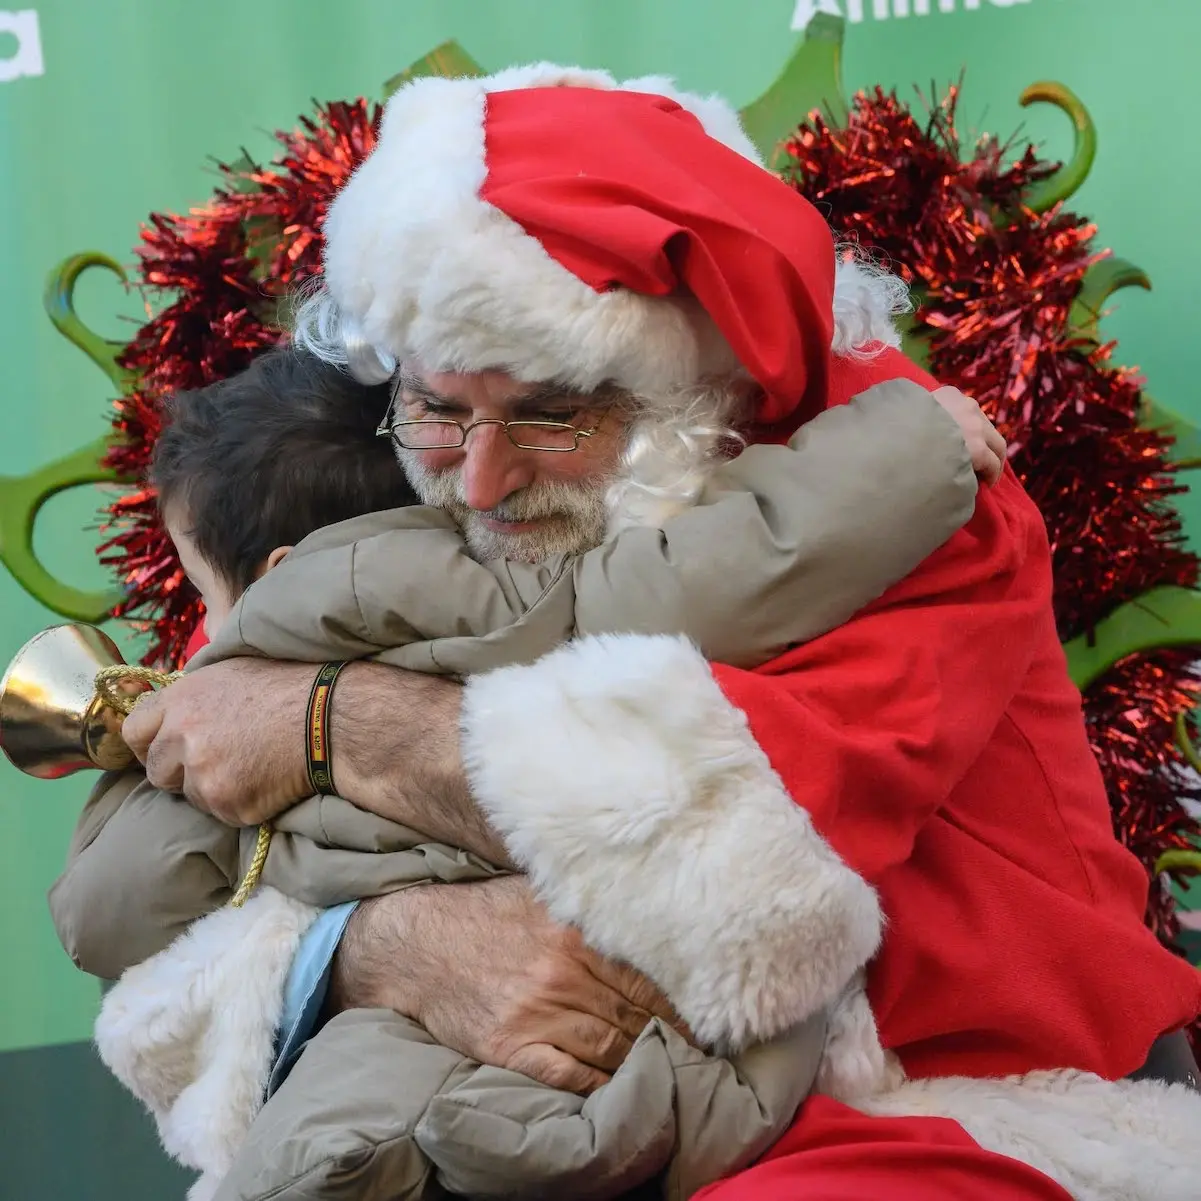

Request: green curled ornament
left=1018, top=82, right=1098, bottom=214
left=0, top=254, right=130, bottom=621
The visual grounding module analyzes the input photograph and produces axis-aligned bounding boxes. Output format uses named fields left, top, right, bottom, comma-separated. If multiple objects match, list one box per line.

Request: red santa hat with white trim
left=317, top=63, right=908, bottom=430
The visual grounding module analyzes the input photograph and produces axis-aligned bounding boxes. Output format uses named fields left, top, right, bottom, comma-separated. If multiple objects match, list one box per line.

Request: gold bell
left=0, top=623, right=139, bottom=778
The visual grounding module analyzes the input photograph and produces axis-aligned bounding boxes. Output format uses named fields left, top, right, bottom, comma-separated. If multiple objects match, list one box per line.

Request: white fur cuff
left=863, top=1069, right=1201, bottom=1201
left=461, top=633, right=883, bottom=1051
left=94, top=887, right=319, bottom=1191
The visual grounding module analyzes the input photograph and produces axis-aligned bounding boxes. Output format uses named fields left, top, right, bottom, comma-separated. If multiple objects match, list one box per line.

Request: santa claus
left=70, top=63, right=1201, bottom=1201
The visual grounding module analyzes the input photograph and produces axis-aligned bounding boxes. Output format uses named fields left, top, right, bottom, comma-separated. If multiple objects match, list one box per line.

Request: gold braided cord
left=94, top=664, right=183, bottom=715
left=231, top=824, right=274, bottom=908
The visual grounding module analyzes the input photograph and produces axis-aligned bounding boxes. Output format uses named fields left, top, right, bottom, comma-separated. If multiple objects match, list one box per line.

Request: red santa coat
left=185, top=345, right=1199, bottom=1084
left=460, top=347, right=1201, bottom=1199
left=716, top=347, right=1201, bottom=1082
left=319, top=70, right=1199, bottom=1086
left=184, top=348, right=1199, bottom=1198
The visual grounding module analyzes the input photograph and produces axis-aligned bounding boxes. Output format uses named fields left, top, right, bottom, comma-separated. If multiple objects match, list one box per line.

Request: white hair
left=605, top=378, right=752, bottom=533
left=290, top=279, right=395, bottom=386
left=830, top=241, right=912, bottom=356
left=289, top=250, right=911, bottom=527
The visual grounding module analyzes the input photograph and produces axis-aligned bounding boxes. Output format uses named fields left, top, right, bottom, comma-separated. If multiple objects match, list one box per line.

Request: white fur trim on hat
left=300, top=64, right=906, bottom=391
left=460, top=632, right=884, bottom=1053
left=317, top=65, right=748, bottom=395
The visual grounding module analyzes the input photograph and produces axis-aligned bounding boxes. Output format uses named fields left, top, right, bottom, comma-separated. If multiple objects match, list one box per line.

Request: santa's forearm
left=459, top=635, right=883, bottom=1049
left=328, top=662, right=514, bottom=868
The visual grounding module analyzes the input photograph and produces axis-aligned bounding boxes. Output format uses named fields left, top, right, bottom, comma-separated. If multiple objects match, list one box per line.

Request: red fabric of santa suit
left=727, top=343, right=1201, bottom=1083
left=478, top=88, right=1201, bottom=1199
left=693, top=1095, right=1076, bottom=1201
left=696, top=345, right=1201, bottom=1200
left=183, top=622, right=209, bottom=662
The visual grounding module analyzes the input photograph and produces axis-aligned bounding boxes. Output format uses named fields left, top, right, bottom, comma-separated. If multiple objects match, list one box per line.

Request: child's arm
left=195, top=506, right=563, bottom=671
left=202, top=378, right=976, bottom=677
left=209, top=1008, right=824, bottom=1201
left=48, top=770, right=239, bottom=979
left=193, top=509, right=452, bottom=667
left=569, top=377, right=980, bottom=667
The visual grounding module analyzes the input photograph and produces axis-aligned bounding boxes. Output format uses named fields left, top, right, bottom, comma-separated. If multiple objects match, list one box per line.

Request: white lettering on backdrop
left=0, top=10, right=43, bottom=83
left=791, top=0, right=1030, bottom=28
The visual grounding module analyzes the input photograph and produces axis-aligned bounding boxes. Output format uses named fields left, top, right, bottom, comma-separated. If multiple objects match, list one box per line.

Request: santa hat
left=316, top=63, right=906, bottom=429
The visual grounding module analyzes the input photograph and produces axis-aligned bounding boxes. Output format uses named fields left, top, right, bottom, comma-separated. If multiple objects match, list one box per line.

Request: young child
left=69, top=347, right=989, bottom=1201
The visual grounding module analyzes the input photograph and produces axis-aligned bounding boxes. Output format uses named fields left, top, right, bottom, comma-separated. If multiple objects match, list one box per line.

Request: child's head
left=153, top=347, right=417, bottom=636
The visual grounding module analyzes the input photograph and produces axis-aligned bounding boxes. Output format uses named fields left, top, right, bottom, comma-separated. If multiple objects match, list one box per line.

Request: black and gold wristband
left=306, top=661, right=347, bottom=796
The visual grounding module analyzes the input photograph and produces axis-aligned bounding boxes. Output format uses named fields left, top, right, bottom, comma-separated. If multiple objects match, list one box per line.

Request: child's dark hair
left=152, top=347, right=416, bottom=595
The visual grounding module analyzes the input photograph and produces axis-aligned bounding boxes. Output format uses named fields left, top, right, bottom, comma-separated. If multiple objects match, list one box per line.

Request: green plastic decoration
left=738, top=13, right=847, bottom=165
left=1155, top=849, right=1201, bottom=877
left=0, top=436, right=124, bottom=622
left=44, top=252, right=135, bottom=392
left=382, top=40, right=483, bottom=101
left=1061, top=255, right=1201, bottom=467
left=1061, top=247, right=1201, bottom=471
left=1068, top=257, right=1151, bottom=346
left=1173, top=712, right=1201, bottom=774
left=1062, top=588, right=1201, bottom=694
left=0, top=254, right=130, bottom=621
left=1017, top=82, right=1097, bottom=215
left=1145, top=399, right=1201, bottom=470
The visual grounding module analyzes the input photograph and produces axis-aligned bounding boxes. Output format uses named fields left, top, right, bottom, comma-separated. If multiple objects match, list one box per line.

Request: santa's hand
left=933, top=385, right=1007, bottom=486
left=328, top=876, right=688, bottom=1094
left=122, top=658, right=314, bottom=826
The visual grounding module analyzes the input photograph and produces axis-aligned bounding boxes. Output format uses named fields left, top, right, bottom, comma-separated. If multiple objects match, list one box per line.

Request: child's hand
left=933, top=386, right=1007, bottom=486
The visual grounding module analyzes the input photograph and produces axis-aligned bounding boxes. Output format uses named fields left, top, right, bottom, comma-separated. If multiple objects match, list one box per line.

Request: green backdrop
left=2, top=0, right=1199, bottom=1192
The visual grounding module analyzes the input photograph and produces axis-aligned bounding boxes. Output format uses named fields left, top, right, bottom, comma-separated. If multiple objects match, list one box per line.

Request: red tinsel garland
left=98, top=86, right=1200, bottom=958
left=98, top=100, right=381, bottom=666
left=784, top=86, right=1201, bottom=944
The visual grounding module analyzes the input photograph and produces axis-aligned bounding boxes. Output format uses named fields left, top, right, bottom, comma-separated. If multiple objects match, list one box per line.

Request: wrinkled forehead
left=394, top=361, right=628, bottom=414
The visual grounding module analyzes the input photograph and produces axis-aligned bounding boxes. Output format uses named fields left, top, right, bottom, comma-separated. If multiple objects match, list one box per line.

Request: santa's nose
left=460, top=423, right=537, bottom=512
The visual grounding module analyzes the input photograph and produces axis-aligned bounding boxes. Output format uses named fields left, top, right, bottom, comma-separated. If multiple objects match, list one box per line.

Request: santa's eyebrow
left=511, top=383, right=595, bottom=412
left=394, top=372, right=457, bottom=406
left=393, top=373, right=598, bottom=414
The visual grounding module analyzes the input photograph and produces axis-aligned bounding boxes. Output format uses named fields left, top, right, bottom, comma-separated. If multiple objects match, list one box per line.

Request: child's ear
left=260, top=545, right=294, bottom=576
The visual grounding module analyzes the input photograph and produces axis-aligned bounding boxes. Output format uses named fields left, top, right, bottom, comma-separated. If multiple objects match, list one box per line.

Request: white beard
left=398, top=449, right=610, bottom=562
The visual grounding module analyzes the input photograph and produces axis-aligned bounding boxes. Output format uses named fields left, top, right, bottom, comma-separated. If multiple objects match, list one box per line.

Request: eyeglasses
left=375, top=391, right=601, bottom=453
left=377, top=417, right=596, bottom=452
